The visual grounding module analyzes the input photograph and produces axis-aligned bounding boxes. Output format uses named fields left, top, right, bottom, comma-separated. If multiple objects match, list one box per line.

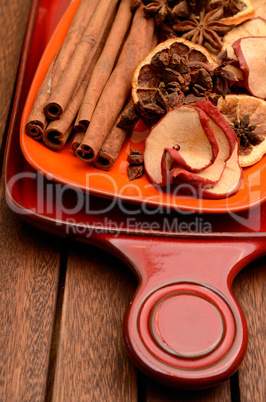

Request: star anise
left=127, top=149, right=144, bottom=164
left=191, top=67, right=213, bottom=95
left=232, top=114, right=263, bottom=155
left=117, top=105, right=140, bottom=129
left=142, top=0, right=173, bottom=26
left=208, top=0, right=245, bottom=18
left=159, top=22, right=178, bottom=41
left=187, top=50, right=238, bottom=99
left=155, top=88, right=171, bottom=111
left=127, top=149, right=144, bottom=180
left=143, top=0, right=212, bottom=27
left=172, top=7, right=234, bottom=51
left=209, top=50, right=238, bottom=97
left=172, top=0, right=209, bottom=16
left=172, top=1, right=190, bottom=19
left=127, top=165, right=144, bottom=180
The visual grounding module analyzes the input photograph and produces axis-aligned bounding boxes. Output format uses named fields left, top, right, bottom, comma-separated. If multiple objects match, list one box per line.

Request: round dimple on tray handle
left=138, top=282, right=236, bottom=370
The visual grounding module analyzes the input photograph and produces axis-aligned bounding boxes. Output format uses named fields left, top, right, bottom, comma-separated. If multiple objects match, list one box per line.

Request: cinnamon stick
left=42, top=72, right=89, bottom=149
left=42, top=15, right=112, bottom=149
left=94, top=100, right=133, bottom=170
left=151, top=31, right=159, bottom=50
left=51, top=0, right=98, bottom=85
left=94, top=35, right=157, bottom=171
left=44, top=0, right=119, bottom=121
left=75, top=0, right=140, bottom=130
left=25, top=57, right=56, bottom=139
left=71, top=130, right=85, bottom=152
left=76, top=5, right=154, bottom=162
left=25, top=0, right=98, bottom=138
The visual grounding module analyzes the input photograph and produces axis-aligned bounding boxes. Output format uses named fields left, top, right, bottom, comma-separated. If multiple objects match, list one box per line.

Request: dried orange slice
left=132, top=38, right=219, bottom=126
left=217, top=94, right=266, bottom=167
left=219, top=0, right=255, bottom=25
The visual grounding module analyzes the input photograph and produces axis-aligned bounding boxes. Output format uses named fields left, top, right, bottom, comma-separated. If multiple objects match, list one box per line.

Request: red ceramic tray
left=4, top=0, right=266, bottom=389
left=19, top=0, right=266, bottom=214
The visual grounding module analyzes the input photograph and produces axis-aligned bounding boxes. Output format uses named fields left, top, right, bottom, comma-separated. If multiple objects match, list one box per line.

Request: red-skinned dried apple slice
left=221, top=17, right=266, bottom=62
left=144, top=105, right=219, bottom=186
left=195, top=101, right=237, bottom=147
left=233, top=36, right=266, bottom=99
left=162, top=118, right=230, bottom=188
left=199, top=145, right=243, bottom=199
left=161, top=102, right=240, bottom=195
left=164, top=142, right=242, bottom=199
left=195, top=101, right=242, bottom=198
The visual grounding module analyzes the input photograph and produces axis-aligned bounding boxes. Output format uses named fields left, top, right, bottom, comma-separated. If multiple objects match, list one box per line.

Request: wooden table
left=0, top=1, right=265, bottom=401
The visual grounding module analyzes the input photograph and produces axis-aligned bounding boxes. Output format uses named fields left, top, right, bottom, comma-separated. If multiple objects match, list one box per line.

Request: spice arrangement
left=24, top=0, right=266, bottom=199
left=26, top=0, right=154, bottom=162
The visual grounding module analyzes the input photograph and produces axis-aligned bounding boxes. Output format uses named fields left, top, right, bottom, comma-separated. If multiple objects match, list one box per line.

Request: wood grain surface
left=233, top=257, right=266, bottom=402
left=0, top=0, right=265, bottom=401
left=51, top=242, right=138, bottom=402
left=0, top=0, right=33, bottom=148
left=0, top=185, right=61, bottom=401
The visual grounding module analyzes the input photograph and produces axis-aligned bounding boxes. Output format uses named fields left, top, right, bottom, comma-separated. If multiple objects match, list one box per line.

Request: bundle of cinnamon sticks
left=26, top=0, right=155, bottom=170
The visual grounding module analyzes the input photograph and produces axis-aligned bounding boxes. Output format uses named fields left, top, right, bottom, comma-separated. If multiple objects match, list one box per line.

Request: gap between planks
left=45, top=239, right=69, bottom=402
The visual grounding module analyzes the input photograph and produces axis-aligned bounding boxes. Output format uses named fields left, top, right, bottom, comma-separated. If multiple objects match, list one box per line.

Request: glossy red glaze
left=102, top=235, right=264, bottom=388
left=4, top=0, right=266, bottom=389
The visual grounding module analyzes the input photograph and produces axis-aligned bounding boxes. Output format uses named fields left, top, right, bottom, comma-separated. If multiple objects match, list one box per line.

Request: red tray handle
left=104, top=235, right=265, bottom=389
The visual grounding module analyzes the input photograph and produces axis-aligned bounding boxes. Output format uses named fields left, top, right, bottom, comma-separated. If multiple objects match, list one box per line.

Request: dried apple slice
left=200, top=145, right=243, bottom=199
left=252, top=0, right=266, bottom=19
left=233, top=36, right=266, bottom=99
left=163, top=136, right=242, bottom=199
left=217, top=94, right=266, bottom=167
left=144, top=105, right=219, bottom=186
left=221, top=17, right=266, bottom=62
left=144, top=101, right=242, bottom=198
left=162, top=102, right=240, bottom=195
left=162, top=118, right=231, bottom=188
left=195, top=101, right=242, bottom=198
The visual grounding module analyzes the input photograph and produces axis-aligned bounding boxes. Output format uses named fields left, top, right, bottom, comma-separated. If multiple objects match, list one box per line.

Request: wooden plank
left=0, top=185, right=61, bottom=401
left=0, top=0, right=33, bottom=145
left=52, top=241, right=138, bottom=401
left=233, top=257, right=266, bottom=402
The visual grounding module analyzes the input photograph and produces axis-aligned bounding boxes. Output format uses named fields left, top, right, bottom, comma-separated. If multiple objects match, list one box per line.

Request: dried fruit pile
left=125, top=0, right=266, bottom=198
